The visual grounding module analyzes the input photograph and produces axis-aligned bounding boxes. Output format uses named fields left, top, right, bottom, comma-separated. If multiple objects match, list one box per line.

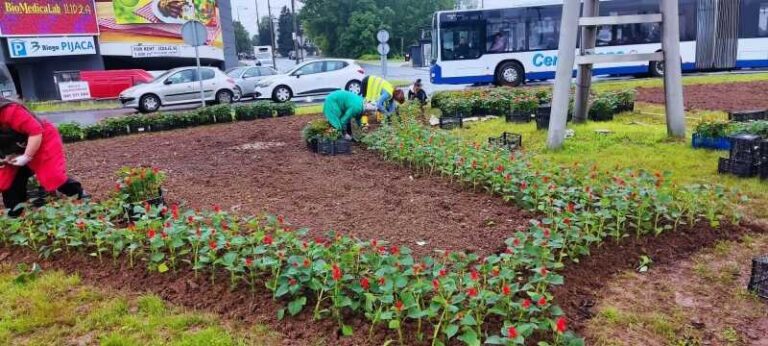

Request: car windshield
left=151, top=70, right=175, bottom=83
left=226, top=68, right=245, bottom=78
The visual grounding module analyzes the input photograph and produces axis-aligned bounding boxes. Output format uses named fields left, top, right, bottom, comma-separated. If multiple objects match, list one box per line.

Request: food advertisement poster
left=0, top=0, right=99, bottom=36
left=95, top=0, right=223, bottom=57
left=111, top=0, right=218, bottom=26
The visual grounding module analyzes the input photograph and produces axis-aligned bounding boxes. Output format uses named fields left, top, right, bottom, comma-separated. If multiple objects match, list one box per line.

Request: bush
left=588, top=96, right=617, bottom=121
left=302, top=119, right=340, bottom=141
left=254, top=101, right=274, bottom=118
left=209, top=104, right=233, bottom=122
left=274, top=102, right=296, bottom=117
left=234, top=104, right=258, bottom=121
left=695, top=121, right=730, bottom=138
left=57, top=122, right=83, bottom=143
left=115, top=166, right=165, bottom=204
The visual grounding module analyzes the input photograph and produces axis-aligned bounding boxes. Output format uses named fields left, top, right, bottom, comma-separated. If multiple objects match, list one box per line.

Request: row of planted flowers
left=55, top=101, right=296, bottom=143
left=0, top=167, right=577, bottom=346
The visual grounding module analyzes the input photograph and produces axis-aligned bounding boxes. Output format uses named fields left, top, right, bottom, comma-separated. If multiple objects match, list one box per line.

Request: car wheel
left=346, top=80, right=362, bottom=95
left=272, top=86, right=293, bottom=103
left=232, top=86, right=242, bottom=102
left=138, top=94, right=161, bottom=113
left=216, top=90, right=233, bottom=104
left=650, top=60, right=664, bottom=77
left=496, top=62, right=524, bottom=87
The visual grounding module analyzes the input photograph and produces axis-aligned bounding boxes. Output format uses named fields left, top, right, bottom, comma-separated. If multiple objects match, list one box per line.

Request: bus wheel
left=496, top=62, right=524, bottom=87
left=650, top=61, right=665, bottom=77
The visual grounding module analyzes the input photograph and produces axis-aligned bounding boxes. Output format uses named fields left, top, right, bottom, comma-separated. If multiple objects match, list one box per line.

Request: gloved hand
left=9, top=154, right=31, bottom=167
left=364, top=102, right=377, bottom=113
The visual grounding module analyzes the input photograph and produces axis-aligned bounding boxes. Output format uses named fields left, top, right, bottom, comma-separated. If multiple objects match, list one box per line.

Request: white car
left=226, top=66, right=278, bottom=100
left=253, top=59, right=365, bottom=103
left=119, top=67, right=238, bottom=113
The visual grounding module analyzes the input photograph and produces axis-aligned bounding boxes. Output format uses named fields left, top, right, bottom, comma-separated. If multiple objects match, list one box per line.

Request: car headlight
left=256, top=81, right=274, bottom=88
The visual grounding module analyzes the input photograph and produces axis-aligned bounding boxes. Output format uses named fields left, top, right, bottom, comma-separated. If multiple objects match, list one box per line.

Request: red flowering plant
left=115, top=166, right=165, bottom=205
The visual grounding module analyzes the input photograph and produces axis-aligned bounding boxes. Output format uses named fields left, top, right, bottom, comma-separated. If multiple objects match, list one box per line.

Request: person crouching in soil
left=323, top=90, right=376, bottom=141
left=0, top=97, right=87, bottom=217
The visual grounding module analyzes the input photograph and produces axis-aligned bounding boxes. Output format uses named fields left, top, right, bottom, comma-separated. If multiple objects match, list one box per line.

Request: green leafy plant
left=115, top=167, right=166, bottom=204
left=57, top=122, right=83, bottom=143
left=695, top=121, right=730, bottom=138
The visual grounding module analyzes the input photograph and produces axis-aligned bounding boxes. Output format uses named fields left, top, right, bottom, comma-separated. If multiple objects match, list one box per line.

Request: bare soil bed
left=65, top=116, right=532, bottom=257
left=636, top=81, right=768, bottom=112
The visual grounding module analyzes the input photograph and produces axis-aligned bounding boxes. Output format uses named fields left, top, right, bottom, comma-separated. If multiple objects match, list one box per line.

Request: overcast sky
left=230, top=0, right=302, bottom=35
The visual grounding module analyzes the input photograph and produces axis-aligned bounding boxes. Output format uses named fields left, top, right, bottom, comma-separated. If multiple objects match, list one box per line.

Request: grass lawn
left=453, top=104, right=768, bottom=218
left=0, top=264, right=281, bottom=346
left=589, top=71, right=768, bottom=92
left=25, top=100, right=121, bottom=113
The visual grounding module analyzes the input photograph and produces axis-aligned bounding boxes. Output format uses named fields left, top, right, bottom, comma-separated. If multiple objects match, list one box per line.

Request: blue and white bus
left=430, top=0, right=768, bottom=86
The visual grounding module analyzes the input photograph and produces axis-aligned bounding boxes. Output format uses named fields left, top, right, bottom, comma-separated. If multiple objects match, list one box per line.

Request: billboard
left=111, top=0, right=218, bottom=26
left=96, top=0, right=223, bottom=60
left=0, top=0, right=99, bottom=36
left=7, top=36, right=97, bottom=58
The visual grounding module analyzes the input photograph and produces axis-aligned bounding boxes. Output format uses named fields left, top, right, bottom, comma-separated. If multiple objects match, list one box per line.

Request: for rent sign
left=0, top=0, right=99, bottom=36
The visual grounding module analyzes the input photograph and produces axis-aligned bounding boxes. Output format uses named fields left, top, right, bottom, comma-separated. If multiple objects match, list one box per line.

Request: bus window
left=441, top=25, right=482, bottom=60
left=761, top=4, right=768, bottom=36
left=486, top=8, right=527, bottom=53
left=528, top=7, right=560, bottom=51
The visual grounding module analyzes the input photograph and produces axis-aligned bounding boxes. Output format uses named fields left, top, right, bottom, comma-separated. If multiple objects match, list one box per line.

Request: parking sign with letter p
left=9, top=41, right=27, bottom=58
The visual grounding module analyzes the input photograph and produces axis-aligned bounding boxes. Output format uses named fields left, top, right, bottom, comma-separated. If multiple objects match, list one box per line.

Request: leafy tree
left=233, top=21, right=252, bottom=55
left=277, top=6, right=294, bottom=57
left=251, top=34, right=259, bottom=46
left=257, top=16, right=273, bottom=46
left=299, top=0, right=454, bottom=58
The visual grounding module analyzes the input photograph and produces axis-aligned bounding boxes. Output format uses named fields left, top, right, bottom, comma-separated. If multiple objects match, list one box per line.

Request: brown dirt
left=65, top=116, right=533, bottom=257
left=636, top=81, right=768, bottom=112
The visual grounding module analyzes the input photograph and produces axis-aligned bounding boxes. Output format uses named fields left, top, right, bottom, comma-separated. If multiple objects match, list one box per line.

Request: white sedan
left=253, top=59, right=365, bottom=103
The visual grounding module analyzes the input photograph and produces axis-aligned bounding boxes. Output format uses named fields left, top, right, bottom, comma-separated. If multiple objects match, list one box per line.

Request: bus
left=430, top=0, right=768, bottom=86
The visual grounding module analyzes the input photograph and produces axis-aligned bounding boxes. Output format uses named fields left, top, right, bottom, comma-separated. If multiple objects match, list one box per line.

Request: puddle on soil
left=230, top=142, right=287, bottom=151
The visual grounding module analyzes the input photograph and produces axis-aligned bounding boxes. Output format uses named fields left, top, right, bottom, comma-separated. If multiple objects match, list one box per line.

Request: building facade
left=0, top=0, right=237, bottom=100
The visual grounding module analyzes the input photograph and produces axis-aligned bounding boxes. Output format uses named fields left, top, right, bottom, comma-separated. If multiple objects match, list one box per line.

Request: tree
left=257, top=16, right=273, bottom=46
left=251, top=34, right=260, bottom=46
left=277, top=6, right=294, bottom=57
left=233, top=21, right=252, bottom=55
left=299, top=0, right=454, bottom=58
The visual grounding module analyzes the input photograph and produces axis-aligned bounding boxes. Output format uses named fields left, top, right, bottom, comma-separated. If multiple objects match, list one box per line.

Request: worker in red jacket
left=0, top=97, right=86, bottom=216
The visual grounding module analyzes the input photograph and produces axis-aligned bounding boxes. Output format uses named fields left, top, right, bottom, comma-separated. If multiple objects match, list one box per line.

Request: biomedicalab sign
left=0, top=0, right=99, bottom=36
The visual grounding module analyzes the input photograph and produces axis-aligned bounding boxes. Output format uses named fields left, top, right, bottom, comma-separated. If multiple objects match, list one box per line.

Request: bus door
left=695, top=0, right=740, bottom=70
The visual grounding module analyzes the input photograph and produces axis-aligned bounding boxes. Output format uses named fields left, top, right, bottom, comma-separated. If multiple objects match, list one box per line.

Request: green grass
left=454, top=104, right=768, bottom=218
left=25, top=100, right=121, bottom=113
left=297, top=104, right=323, bottom=115
left=0, top=264, right=282, bottom=346
left=589, top=71, right=768, bottom=92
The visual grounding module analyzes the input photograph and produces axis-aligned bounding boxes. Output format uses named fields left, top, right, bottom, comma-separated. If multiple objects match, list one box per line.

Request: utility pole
left=254, top=0, right=260, bottom=36
left=267, top=0, right=277, bottom=68
left=291, top=0, right=299, bottom=64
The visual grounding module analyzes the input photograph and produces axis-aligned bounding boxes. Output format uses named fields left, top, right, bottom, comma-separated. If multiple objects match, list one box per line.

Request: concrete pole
left=254, top=0, right=260, bottom=38
left=574, top=0, right=599, bottom=123
left=660, top=0, right=686, bottom=138
left=291, top=0, right=299, bottom=64
left=267, top=0, right=277, bottom=68
left=547, top=0, right=581, bottom=150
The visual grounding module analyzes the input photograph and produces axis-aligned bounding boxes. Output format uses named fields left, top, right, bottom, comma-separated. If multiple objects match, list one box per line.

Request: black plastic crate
left=505, top=110, right=532, bottom=123
left=748, top=256, right=768, bottom=299
left=760, top=162, right=768, bottom=180
left=488, top=132, right=522, bottom=151
left=317, top=139, right=352, bottom=156
left=729, top=134, right=763, bottom=162
left=439, top=117, right=463, bottom=130
left=728, top=109, right=767, bottom=122
left=718, top=158, right=757, bottom=178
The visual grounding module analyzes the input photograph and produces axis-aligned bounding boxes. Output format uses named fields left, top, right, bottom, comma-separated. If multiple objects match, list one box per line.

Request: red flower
left=115, top=183, right=122, bottom=192
left=432, top=279, right=440, bottom=291
left=245, top=258, right=253, bottom=266
left=543, top=228, right=551, bottom=238
left=209, top=240, right=217, bottom=251
left=471, top=160, right=477, bottom=169
left=504, top=173, right=511, bottom=182
left=522, top=299, right=531, bottom=309
left=147, top=229, right=156, bottom=239
left=152, top=167, right=160, bottom=174
left=360, top=277, right=370, bottom=290
left=566, top=202, right=575, bottom=213
left=161, top=231, right=168, bottom=240
left=538, top=296, right=547, bottom=306
left=378, top=277, right=386, bottom=286
left=496, top=164, right=505, bottom=173
left=556, top=317, right=567, bottom=333
left=513, top=238, right=521, bottom=247
left=187, top=215, right=195, bottom=224
left=394, top=300, right=404, bottom=312
left=213, top=204, right=221, bottom=213
left=520, top=181, right=528, bottom=191
left=144, top=202, right=151, bottom=213
left=439, top=268, right=448, bottom=277
left=470, top=270, right=480, bottom=281
left=303, top=258, right=311, bottom=267
left=491, top=267, right=500, bottom=277
left=390, top=246, right=400, bottom=255
left=502, top=284, right=511, bottom=296
left=543, top=176, right=550, bottom=183
left=507, top=326, right=518, bottom=338
left=564, top=218, right=572, bottom=226
left=467, top=287, right=478, bottom=297
left=540, top=267, right=548, bottom=276
left=332, top=264, right=342, bottom=281
left=76, top=220, right=86, bottom=231
left=263, top=234, right=273, bottom=245
left=371, top=239, right=378, bottom=248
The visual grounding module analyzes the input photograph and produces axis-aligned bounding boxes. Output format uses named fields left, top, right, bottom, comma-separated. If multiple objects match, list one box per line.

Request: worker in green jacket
left=323, top=90, right=371, bottom=140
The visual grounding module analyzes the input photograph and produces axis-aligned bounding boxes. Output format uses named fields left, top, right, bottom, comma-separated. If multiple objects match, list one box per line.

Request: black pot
left=506, top=110, right=531, bottom=123
left=124, top=189, right=165, bottom=221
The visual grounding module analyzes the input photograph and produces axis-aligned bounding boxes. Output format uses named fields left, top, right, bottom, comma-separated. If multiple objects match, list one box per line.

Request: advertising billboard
left=96, top=0, right=223, bottom=60
left=0, top=0, right=99, bottom=36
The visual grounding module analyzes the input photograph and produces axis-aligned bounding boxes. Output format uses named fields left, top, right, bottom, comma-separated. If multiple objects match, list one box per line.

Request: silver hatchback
left=226, top=66, right=278, bottom=100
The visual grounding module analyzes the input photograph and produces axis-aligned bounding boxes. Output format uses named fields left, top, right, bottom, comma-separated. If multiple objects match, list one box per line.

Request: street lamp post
left=266, top=0, right=277, bottom=68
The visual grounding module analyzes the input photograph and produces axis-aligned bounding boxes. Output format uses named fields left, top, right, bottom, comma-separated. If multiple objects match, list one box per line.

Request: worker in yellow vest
left=361, top=75, right=405, bottom=118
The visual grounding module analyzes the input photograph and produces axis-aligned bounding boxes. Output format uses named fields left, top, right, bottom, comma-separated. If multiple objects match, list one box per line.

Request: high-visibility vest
left=364, top=76, right=394, bottom=104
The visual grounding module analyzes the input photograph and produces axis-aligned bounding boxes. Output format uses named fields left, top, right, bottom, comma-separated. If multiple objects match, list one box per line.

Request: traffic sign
left=377, top=43, right=390, bottom=55
left=181, top=20, right=207, bottom=47
left=377, top=29, right=390, bottom=43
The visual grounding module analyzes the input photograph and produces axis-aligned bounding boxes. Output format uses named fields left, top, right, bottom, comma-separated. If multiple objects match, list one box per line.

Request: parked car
left=226, top=66, right=278, bottom=100
left=254, top=46, right=274, bottom=68
left=81, top=69, right=154, bottom=99
left=253, top=59, right=365, bottom=103
left=119, top=67, right=237, bottom=113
